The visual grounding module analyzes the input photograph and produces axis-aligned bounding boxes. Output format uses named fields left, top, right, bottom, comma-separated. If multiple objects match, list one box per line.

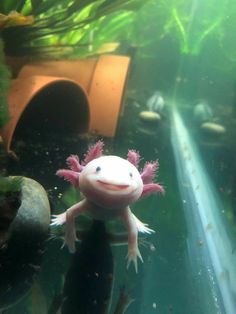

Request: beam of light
left=171, top=108, right=236, bottom=314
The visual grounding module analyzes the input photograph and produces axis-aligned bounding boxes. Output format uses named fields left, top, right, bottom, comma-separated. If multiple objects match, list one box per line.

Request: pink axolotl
left=51, top=141, right=164, bottom=271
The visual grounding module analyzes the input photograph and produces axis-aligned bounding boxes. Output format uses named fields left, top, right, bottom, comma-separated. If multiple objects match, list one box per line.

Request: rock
left=0, top=176, right=50, bottom=311
left=200, top=122, right=226, bottom=135
left=139, top=111, right=161, bottom=122
left=10, top=177, right=51, bottom=235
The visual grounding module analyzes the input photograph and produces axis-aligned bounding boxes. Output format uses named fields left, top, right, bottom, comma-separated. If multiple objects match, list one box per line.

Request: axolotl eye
left=96, top=166, right=101, bottom=172
left=129, top=172, right=133, bottom=178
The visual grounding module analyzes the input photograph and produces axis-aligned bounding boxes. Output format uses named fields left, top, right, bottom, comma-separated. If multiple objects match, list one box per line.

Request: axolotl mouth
left=97, top=180, right=129, bottom=191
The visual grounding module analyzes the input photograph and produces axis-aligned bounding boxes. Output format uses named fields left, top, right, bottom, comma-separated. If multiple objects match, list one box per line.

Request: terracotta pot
left=17, top=54, right=130, bottom=137
left=5, top=56, right=31, bottom=78
left=2, top=54, right=130, bottom=153
left=1, top=75, right=90, bottom=153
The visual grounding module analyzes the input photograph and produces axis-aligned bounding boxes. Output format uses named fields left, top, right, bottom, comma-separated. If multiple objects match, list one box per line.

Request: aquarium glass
left=0, top=0, right=236, bottom=313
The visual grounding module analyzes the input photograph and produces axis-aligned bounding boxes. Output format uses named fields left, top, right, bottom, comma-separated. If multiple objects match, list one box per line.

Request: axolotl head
left=79, top=155, right=143, bottom=209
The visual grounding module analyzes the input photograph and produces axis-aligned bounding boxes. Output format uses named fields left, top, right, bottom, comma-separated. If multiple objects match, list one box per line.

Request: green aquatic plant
left=159, top=0, right=228, bottom=56
left=46, top=9, right=135, bottom=58
left=0, top=0, right=148, bottom=59
left=105, top=0, right=233, bottom=59
left=0, top=0, right=234, bottom=61
left=0, top=38, right=10, bottom=127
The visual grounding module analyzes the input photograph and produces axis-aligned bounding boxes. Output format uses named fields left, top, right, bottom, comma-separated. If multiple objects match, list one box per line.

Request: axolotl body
left=51, top=141, right=164, bottom=271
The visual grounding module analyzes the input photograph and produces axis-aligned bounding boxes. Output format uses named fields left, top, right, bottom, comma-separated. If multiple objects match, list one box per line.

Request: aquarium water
left=1, top=0, right=236, bottom=313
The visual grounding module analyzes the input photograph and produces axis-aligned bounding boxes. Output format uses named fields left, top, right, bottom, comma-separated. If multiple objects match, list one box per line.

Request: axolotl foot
left=50, top=213, right=67, bottom=226
left=50, top=212, right=78, bottom=253
left=126, top=247, right=143, bottom=273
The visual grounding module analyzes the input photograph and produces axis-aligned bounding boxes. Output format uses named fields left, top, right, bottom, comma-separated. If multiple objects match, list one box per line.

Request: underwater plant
left=0, top=39, right=10, bottom=127
left=0, top=0, right=235, bottom=62
left=155, top=0, right=236, bottom=60
left=110, top=0, right=236, bottom=60
left=162, top=0, right=226, bottom=55
left=0, top=0, right=149, bottom=59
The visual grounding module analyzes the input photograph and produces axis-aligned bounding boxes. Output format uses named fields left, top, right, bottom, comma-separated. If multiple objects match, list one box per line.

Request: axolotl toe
left=51, top=141, right=164, bottom=272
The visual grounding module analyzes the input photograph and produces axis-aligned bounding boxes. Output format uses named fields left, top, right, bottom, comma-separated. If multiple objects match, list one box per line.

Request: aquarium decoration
left=0, top=176, right=51, bottom=311
left=51, top=140, right=164, bottom=272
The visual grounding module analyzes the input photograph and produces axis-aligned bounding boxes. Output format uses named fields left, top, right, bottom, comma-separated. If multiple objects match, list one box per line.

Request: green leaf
left=0, top=39, right=10, bottom=127
left=0, top=0, right=25, bottom=14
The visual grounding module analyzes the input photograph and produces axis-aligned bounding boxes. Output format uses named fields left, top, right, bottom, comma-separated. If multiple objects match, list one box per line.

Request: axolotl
left=51, top=141, right=164, bottom=271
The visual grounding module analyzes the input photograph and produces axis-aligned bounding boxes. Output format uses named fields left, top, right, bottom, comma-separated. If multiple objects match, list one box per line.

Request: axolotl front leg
left=51, top=199, right=87, bottom=253
left=121, top=207, right=144, bottom=272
